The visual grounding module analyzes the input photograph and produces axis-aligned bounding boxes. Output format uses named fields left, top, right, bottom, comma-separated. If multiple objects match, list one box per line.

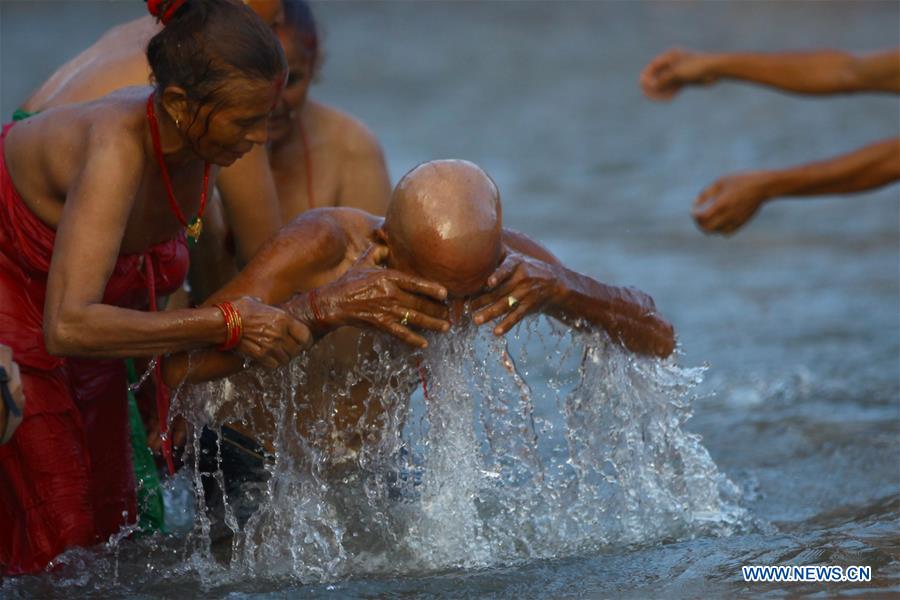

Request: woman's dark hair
left=281, top=0, right=320, bottom=71
left=146, top=0, right=287, bottom=105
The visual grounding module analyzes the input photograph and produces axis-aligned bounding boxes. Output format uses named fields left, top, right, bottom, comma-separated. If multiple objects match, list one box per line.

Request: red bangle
left=215, top=301, right=242, bottom=351
left=308, top=289, right=325, bottom=327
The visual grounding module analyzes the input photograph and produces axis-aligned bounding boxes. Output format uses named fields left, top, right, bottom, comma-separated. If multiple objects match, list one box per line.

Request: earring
left=175, top=116, right=181, bottom=128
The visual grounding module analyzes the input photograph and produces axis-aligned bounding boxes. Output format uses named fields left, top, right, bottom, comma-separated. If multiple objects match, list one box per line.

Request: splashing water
left=9, top=317, right=748, bottom=592
left=169, top=316, right=746, bottom=582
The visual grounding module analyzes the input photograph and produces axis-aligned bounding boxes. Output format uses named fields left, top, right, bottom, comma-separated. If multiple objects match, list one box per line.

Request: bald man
left=164, top=160, right=675, bottom=538
left=166, top=158, right=673, bottom=445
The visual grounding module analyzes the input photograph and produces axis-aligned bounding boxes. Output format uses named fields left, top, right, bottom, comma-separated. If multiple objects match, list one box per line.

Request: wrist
left=703, top=52, right=752, bottom=84
left=753, top=169, right=789, bottom=202
left=549, top=267, right=577, bottom=313
left=214, top=301, right=243, bottom=351
left=296, top=288, right=336, bottom=338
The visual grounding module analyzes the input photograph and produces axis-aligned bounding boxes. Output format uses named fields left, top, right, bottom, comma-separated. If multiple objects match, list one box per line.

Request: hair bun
left=146, top=0, right=188, bottom=25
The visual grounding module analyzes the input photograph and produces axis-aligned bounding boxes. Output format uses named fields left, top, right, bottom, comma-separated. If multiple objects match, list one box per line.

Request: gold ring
left=508, top=295, right=518, bottom=308
left=401, top=311, right=410, bottom=326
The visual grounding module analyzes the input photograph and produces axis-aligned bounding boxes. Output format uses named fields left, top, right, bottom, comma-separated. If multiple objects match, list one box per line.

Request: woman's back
left=21, top=17, right=160, bottom=112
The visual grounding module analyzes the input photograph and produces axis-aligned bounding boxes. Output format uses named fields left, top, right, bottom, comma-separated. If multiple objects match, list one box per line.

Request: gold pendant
left=186, top=218, right=203, bottom=242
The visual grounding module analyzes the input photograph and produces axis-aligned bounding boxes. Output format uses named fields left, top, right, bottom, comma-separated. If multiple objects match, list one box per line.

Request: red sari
left=0, top=124, right=189, bottom=574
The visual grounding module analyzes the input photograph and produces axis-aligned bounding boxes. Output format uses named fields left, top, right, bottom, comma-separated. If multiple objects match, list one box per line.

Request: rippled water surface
left=1, top=1, right=898, bottom=597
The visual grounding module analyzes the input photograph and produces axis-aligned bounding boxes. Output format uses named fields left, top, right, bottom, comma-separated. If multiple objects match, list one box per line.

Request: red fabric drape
left=0, top=123, right=189, bottom=574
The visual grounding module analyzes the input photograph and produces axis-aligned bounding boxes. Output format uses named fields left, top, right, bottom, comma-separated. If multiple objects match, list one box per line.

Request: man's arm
left=693, top=137, right=900, bottom=234
left=472, top=231, right=676, bottom=358
left=163, top=211, right=452, bottom=386
left=162, top=213, right=348, bottom=386
left=641, top=47, right=900, bottom=101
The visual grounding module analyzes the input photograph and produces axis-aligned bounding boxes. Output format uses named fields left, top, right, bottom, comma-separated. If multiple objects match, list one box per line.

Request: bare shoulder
left=282, top=206, right=380, bottom=249
left=307, top=100, right=384, bottom=158
left=227, top=207, right=378, bottom=301
left=7, top=90, right=146, bottom=196
left=67, top=91, right=148, bottom=170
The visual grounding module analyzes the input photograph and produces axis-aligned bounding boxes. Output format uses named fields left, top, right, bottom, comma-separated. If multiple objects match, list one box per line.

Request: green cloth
left=126, top=359, right=166, bottom=534
left=11, top=109, right=37, bottom=121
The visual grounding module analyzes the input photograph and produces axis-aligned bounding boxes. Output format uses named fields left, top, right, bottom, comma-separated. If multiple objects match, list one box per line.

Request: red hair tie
left=146, top=0, right=188, bottom=25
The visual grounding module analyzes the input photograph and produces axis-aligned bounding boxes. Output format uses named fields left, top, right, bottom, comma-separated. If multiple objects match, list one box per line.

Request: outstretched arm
left=693, top=137, right=900, bottom=234
left=641, top=47, right=900, bottom=101
left=471, top=231, right=676, bottom=358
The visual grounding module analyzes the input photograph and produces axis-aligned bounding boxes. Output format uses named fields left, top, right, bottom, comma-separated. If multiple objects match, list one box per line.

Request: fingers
left=693, top=180, right=723, bottom=209
left=472, top=294, right=513, bottom=326
left=485, top=254, right=520, bottom=290
left=287, top=318, right=313, bottom=348
left=493, top=300, right=533, bottom=336
left=239, top=339, right=280, bottom=369
left=640, top=52, right=679, bottom=101
left=395, top=290, right=450, bottom=321
left=393, top=306, right=449, bottom=333
left=381, top=320, right=429, bottom=349
left=392, top=272, right=448, bottom=301
left=693, top=206, right=719, bottom=233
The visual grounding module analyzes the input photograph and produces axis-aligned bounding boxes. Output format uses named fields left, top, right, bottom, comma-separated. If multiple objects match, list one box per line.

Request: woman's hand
left=692, top=171, right=772, bottom=234
left=0, top=344, right=25, bottom=444
left=640, top=47, right=718, bottom=101
left=315, top=245, right=450, bottom=348
left=471, top=251, right=565, bottom=336
left=230, top=296, right=312, bottom=368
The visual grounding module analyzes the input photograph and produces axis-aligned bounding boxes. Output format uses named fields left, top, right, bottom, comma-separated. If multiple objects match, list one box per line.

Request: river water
left=1, top=1, right=898, bottom=597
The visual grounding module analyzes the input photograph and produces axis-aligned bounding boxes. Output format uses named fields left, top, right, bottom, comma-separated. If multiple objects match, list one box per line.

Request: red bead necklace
left=146, top=93, right=210, bottom=242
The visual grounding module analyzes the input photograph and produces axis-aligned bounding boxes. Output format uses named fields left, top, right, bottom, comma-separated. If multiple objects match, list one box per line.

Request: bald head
left=383, top=160, right=502, bottom=298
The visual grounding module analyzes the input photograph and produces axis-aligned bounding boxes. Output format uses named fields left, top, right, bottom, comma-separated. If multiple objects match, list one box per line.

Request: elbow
left=43, top=319, right=82, bottom=357
left=654, top=321, right=677, bottom=358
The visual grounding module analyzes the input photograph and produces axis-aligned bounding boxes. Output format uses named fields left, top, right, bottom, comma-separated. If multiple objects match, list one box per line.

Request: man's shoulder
left=282, top=207, right=379, bottom=251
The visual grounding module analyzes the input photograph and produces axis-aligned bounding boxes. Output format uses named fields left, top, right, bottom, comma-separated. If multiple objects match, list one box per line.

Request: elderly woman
left=0, top=0, right=306, bottom=574
left=189, top=0, right=394, bottom=302
left=16, top=0, right=288, bottom=263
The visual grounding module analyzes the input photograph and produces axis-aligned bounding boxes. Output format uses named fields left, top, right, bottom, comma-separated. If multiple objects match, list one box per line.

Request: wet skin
left=20, top=3, right=289, bottom=262
left=639, top=48, right=900, bottom=234
left=5, top=82, right=305, bottom=367
left=164, top=160, right=676, bottom=452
